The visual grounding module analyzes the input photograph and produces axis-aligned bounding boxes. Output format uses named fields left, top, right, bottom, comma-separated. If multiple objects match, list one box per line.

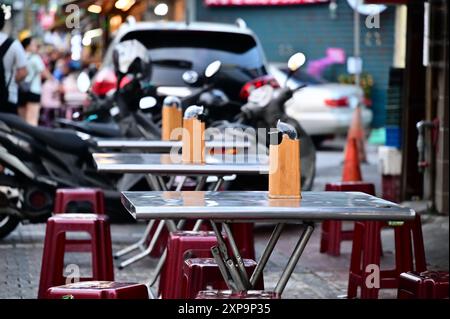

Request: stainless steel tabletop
left=94, top=153, right=269, bottom=175
left=95, top=139, right=250, bottom=152
left=121, top=191, right=415, bottom=222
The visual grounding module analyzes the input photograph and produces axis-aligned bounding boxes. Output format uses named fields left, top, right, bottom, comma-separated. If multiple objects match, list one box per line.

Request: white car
left=268, top=64, right=372, bottom=145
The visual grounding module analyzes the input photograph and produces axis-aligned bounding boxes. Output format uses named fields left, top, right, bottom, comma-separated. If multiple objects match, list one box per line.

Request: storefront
left=194, top=0, right=397, bottom=129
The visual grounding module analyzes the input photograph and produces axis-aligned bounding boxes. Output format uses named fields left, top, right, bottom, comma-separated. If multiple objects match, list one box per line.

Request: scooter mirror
left=77, top=72, right=91, bottom=93
left=182, top=70, right=199, bottom=85
left=204, top=60, right=222, bottom=78
left=287, top=52, right=306, bottom=73
left=139, top=96, right=157, bottom=110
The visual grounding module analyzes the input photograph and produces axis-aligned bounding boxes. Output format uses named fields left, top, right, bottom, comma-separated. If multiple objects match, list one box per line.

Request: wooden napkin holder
left=182, top=118, right=205, bottom=164
left=269, top=134, right=301, bottom=199
left=161, top=104, right=182, bottom=141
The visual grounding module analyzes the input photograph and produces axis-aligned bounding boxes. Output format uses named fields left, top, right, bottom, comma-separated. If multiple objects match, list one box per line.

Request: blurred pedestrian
left=0, top=10, right=28, bottom=114
left=17, top=34, right=53, bottom=126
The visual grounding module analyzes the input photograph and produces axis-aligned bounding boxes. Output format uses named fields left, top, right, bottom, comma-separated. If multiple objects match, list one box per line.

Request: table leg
left=222, top=223, right=251, bottom=288
left=212, top=177, right=224, bottom=191
left=166, top=176, right=176, bottom=190
left=119, top=220, right=166, bottom=269
left=274, top=223, right=315, bottom=295
left=211, top=246, right=238, bottom=292
left=146, top=218, right=202, bottom=289
left=114, top=220, right=155, bottom=259
left=195, top=176, right=207, bottom=191
left=250, top=223, right=285, bottom=287
left=156, top=176, right=168, bottom=191
left=210, top=221, right=249, bottom=292
left=145, top=174, right=161, bottom=191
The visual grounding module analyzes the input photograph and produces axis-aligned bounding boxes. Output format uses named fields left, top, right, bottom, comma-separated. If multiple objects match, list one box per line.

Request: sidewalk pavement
left=0, top=139, right=448, bottom=299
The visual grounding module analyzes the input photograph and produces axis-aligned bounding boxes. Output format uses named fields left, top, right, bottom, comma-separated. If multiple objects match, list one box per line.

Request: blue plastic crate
left=385, top=126, right=402, bottom=148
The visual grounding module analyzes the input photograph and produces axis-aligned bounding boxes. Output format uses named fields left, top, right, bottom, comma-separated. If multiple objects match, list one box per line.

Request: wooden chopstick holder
left=269, top=134, right=301, bottom=199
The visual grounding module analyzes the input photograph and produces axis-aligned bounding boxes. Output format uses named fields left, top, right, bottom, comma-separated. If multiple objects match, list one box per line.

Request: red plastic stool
left=398, top=271, right=449, bottom=299
left=53, top=188, right=106, bottom=252
left=182, top=258, right=263, bottom=299
left=196, top=290, right=280, bottom=299
left=38, top=214, right=114, bottom=299
left=54, top=188, right=105, bottom=214
left=320, top=182, right=376, bottom=256
left=159, top=231, right=223, bottom=299
left=46, top=281, right=149, bottom=299
left=347, top=214, right=427, bottom=299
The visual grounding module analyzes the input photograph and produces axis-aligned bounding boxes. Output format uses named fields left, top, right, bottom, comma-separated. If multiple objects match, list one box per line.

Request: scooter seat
left=0, top=114, right=89, bottom=155
left=57, top=119, right=122, bottom=138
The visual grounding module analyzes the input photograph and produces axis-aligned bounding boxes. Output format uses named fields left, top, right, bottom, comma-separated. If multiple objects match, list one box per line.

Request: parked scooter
left=0, top=40, right=163, bottom=239
left=178, top=53, right=316, bottom=190
left=56, top=40, right=161, bottom=140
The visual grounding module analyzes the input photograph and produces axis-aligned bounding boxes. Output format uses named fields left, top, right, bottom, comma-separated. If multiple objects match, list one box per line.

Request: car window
left=107, top=29, right=265, bottom=86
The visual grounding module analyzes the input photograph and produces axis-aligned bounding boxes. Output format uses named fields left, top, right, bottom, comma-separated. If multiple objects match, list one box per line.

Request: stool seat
left=54, top=188, right=105, bottom=214
left=320, top=182, right=376, bottom=256
left=398, top=271, right=449, bottom=299
left=38, top=214, right=114, bottom=299
left=196, top=290, right=280, bottom=299
left=159, top=231, right=222, bottom=299
left=46, top=281, right=149, bottom=299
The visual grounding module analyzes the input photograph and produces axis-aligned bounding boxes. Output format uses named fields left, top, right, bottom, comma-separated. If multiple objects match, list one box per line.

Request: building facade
left=194, top=0, right=397, bottom=128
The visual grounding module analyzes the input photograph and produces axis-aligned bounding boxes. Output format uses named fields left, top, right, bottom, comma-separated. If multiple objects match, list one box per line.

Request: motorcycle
left=177, top=53, right=316, bottom=190
left=56, top=40, right=161, bottom=140
left=0, top=40, right=160, bottom=239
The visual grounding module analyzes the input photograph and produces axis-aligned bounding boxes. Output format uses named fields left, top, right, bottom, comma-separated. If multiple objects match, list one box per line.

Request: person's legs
left=17, top=106, right=26, bottom=119
left=25, top=102, right=41, bottom=126
left=24, top=93, right=42, bottom=126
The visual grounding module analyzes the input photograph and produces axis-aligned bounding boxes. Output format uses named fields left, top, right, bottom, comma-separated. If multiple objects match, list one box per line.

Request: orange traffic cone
left=342, top=137, right=362, bottom=182
left=347, top=107, right=367, bottom=163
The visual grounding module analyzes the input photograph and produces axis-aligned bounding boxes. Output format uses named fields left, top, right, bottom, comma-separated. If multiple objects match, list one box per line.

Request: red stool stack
left=53, top=188, right=105, bottom=252
left=159, top=231, right=222, bottom=299
left=38, top=214, right=114, bottom=299
left=347, top=214, right=427, bottom=299
left=398, top=271, right=449, bottom=299
left=182, top=258, right=263, bottom=299
left=46, top=281, right=149, bottom=299
left=320, top=182, right=376, bottom=256
left=54, top=188, right=105, bottom=214
left=196, top=290, right=280, bottom=299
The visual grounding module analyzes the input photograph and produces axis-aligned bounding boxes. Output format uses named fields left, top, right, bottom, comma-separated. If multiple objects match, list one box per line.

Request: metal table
left=121, top=190, right=415, bottom=296
left=93, top=153, right=268, bottom=175
left=94, top=139, right=251, bottom=153
left=93, top=153, right=269, bottom=271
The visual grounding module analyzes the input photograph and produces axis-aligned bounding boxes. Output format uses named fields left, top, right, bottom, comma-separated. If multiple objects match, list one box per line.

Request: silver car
left=268, top=63, right=373, bottom=145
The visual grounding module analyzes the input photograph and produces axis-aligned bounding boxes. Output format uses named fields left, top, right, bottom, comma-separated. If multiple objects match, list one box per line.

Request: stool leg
left=411, top=215, right=427, bottom=272
left=360, top=221, right=382, bottom=299
left=395, top=224, right=414, bottom=275
left=98, top=219, right=114, bottom=280
left=319, top=221, right=330, bottom=253
left=329, top=221, right=342, bottom=256
left=347, top=222, right=364, bottom=299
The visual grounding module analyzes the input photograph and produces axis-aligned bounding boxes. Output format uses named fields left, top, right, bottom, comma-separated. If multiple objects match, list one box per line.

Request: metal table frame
left=121, top=191, right=415, bottom=297
left=93, top=153, right=268, bottom=270
left=94, top=139, right=251, bottom=153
